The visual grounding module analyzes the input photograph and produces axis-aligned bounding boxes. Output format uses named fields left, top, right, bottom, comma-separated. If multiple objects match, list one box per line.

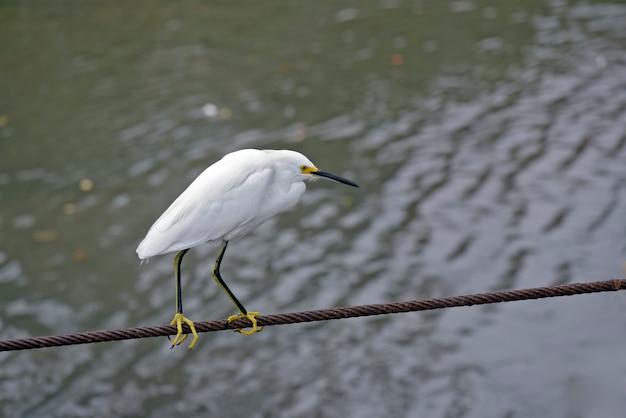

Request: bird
left=136, top=149, right=359, bottom=349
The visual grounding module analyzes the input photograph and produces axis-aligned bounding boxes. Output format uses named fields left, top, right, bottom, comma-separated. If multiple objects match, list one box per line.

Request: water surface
left=1, top=1, right=626, bottom=417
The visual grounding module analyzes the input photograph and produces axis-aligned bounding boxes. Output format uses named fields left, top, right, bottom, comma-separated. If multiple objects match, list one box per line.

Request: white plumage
left=137, top=149, right=314, bottom=258
left=136, top=148, right=358, bottom=348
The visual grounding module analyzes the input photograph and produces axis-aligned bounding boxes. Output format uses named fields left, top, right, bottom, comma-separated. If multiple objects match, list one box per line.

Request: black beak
left=314, top=170, right=359, bottom=188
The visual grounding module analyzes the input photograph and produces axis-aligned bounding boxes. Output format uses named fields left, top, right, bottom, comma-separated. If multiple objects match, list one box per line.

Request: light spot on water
left=12, top=214, right=35, bottom=229
left=201, top=103, right=218, bottom=117
left=79, top=179, right=93, bottom=192
left=219, top=107, right=232, bottom=119
left=63, top=203, right=76, bottom=215
left=450, top=1, right=476, bottom=13
left=335, top=8, right=359, bottom=23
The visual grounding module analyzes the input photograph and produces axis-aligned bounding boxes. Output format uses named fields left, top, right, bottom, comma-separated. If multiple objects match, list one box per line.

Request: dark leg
left=212, top=241, right=248, bottom=314
left=174, top=248, right=189, bottom=314
left=170, top=248, right=198, bottom=349
left=212, top=240, right=263, bottom=335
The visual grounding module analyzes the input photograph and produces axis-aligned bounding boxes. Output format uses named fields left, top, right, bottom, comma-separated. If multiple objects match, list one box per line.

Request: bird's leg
left=169, top=248, right=199, bottom=349
left=212, top=240, right=263, bottom=335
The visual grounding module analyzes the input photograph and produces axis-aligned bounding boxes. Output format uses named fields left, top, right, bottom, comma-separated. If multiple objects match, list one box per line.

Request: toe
left=228, top=312, right=262, bottom=334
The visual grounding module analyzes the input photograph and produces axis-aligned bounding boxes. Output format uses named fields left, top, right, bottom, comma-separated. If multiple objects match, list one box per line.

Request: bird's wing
left=137, top=153, right=275, bottom=258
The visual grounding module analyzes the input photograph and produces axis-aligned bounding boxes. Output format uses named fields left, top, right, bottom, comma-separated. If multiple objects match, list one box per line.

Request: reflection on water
left=2, top=1, right=626, bottom=417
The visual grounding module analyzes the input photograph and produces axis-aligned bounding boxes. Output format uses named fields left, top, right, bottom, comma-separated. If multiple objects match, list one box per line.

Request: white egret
left=137, top=149, right=359, bottom=349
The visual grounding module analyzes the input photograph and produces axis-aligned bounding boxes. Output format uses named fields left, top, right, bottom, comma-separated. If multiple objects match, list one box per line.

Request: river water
left=1, top=1, right=626, bottom=417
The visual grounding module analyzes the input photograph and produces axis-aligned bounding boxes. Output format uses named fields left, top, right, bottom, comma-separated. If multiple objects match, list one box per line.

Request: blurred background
left=1, top=0, right=626, bottom=416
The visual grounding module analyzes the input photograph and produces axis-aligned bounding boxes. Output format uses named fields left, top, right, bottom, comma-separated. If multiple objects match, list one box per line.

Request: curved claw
left=170, top=312, right=199, bottom=349
left=227, top=311, right=264, bottom=335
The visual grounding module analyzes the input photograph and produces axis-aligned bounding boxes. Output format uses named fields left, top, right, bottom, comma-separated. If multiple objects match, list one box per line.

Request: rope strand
left=1, top=279, right=623, bottom=352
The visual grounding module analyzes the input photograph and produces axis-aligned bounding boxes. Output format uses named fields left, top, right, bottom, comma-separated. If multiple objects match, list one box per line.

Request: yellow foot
left=169, top=312, right=199, bottom=349
left=227, top=312, right=264, bottom=335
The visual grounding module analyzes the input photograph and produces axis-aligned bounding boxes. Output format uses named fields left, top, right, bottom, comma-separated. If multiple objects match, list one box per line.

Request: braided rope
left=1, top=279, right=623, bottom=352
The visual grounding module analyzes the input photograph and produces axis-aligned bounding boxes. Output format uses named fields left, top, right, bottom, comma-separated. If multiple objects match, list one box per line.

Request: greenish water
left=1, top=1, right=626, bottom=417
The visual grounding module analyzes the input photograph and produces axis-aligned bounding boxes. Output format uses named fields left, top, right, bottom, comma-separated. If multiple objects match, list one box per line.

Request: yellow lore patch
left=300, top=165, right=318, bottom=175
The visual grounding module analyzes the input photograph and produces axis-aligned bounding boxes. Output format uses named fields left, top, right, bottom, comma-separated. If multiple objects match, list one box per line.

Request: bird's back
left=136, top=149, right=306, bottom=259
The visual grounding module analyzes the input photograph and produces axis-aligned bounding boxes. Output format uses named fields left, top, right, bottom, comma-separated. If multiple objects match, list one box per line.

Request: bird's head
left=298, top=163, right=359, bottom=187
left=266, top=150, right=359, bottom=188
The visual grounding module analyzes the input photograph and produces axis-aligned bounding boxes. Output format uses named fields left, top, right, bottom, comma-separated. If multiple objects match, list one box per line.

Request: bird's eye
left=300, top=165, right=307, bottom=172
